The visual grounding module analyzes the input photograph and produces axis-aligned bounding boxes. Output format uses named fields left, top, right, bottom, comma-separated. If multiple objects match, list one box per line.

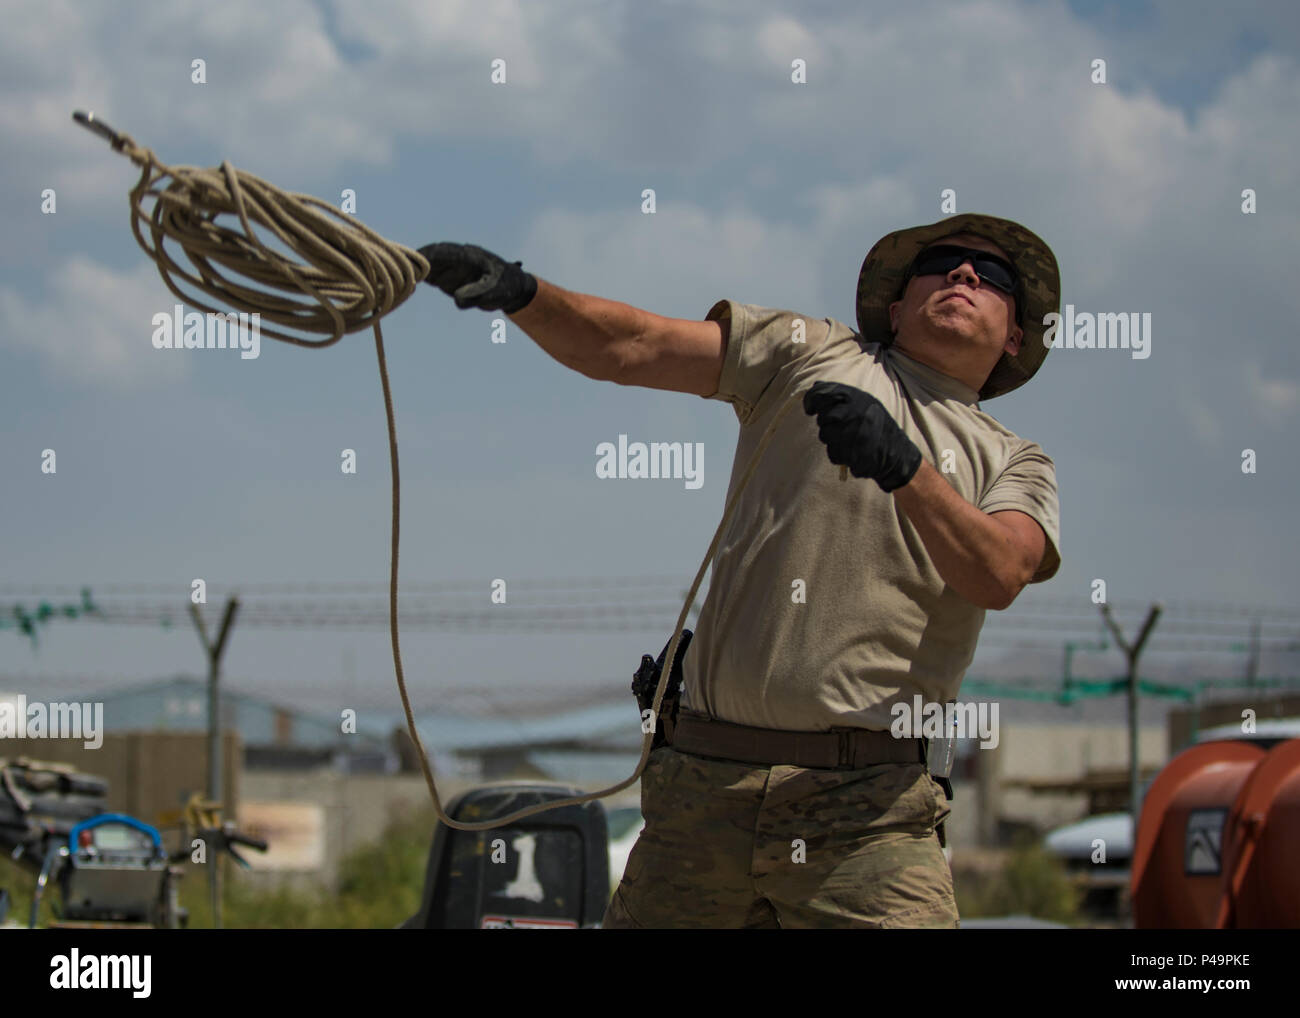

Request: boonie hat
left=855, top=213, right=1061, bottom=400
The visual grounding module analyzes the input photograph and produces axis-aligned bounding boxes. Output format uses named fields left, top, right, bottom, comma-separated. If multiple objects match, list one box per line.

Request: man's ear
left=1004, top=324, right=1023, bottom=356
left=888, top=299, right=900, bottom=332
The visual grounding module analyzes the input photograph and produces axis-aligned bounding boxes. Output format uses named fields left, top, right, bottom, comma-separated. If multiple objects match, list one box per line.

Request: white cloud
left=756, top=15, right=825, bottom=71
left=0, top=257, right=189, bottom=387
left=5, top=0, right=1300, bottom=404
left=1178, top=381, right=1224, bottom=449
left=1245, top=359, right=1300, bottom=423
left=4, top=0, right=1295, bottom=233
left=518, top=203, right=824, bottom=320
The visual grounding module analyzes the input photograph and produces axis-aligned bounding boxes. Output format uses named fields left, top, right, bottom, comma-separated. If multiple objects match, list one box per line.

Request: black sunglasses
left=905, top=244, right=1024, bottom=321
left=907, top=244, right=1019, bottom=292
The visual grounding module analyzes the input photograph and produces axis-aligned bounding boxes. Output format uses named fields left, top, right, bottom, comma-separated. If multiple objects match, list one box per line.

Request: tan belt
left=670, top=709, right=926, bottom=769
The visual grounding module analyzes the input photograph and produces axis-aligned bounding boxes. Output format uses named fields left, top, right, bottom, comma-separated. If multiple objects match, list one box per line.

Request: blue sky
left=3, top=0, right=1298, bottom=722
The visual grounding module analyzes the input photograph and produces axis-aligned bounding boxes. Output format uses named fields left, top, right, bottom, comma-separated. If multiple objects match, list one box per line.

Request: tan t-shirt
left=680, top=300, right=1061, bottom=732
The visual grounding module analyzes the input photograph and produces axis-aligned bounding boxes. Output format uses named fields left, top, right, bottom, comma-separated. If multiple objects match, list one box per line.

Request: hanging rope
left=71, top=110, right=798, bottom=831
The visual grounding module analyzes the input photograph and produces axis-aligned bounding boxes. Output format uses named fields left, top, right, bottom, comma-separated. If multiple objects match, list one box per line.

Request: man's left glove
left=417, top=242, right=538, bottom=313
left=802, top=381, right=923, bottom=492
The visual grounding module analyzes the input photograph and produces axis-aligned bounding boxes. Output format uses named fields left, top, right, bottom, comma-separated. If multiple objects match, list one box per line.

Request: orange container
left=1131, top=738, right=1299, bottom=928
left=1216, top=738, right=1300, bottom=928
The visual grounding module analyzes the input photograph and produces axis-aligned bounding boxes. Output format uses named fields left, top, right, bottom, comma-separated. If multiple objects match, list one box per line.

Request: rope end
left=72, top=110, right=146, bottom=164
left=72, top=110, right=124, bottom=148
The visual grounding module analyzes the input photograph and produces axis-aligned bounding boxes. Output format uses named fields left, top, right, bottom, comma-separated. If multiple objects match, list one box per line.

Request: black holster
left=631, top=630, right=692, bottom=751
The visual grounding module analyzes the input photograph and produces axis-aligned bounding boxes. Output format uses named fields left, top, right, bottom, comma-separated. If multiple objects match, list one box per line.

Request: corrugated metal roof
left=523, top=750, right=643, bottom=785
left=68, top=675, right=645, bottom=753
left=67, top=675, right=392, bottom=744
left=413, top=700, right=645, bottom=752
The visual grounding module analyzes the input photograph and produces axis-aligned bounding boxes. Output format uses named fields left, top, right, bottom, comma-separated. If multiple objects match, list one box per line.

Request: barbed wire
left=5, top=584, right=1300, bottom=663
left=4, top=582, right=1300, bottom=620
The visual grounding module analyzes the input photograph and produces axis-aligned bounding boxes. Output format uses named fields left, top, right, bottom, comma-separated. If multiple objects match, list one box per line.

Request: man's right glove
left=417, top=242, right=538, bottom=313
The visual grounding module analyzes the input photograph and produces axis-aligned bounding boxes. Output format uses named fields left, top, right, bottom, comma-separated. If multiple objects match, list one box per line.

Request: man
left=419, top=212, right=1062, bottom=928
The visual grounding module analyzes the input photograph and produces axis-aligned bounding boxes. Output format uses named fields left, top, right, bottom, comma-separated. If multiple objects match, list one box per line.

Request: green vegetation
left=0, top=807, right=436, bottom=930
left=953, top=834, right=1083, bottom=925
left=0, top=851, right=58, bottom=928
left=3, top=815, right=1082, bottom=929
left=185, top=806, right=436, bottom=929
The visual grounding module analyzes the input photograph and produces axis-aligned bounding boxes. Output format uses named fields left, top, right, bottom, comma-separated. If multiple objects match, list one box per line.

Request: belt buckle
left=836, top=730, right=854, bottom=769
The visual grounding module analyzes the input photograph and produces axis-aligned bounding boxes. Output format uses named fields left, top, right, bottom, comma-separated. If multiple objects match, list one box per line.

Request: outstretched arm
left=510, top=278, right=727, bottom=395
left=420, top=242, right=727, bottom=395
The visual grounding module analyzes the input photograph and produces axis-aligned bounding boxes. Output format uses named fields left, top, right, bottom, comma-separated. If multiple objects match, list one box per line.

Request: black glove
left=417, top=242, right=538, bottom=313
left=802, top=381, right=923, bottom=492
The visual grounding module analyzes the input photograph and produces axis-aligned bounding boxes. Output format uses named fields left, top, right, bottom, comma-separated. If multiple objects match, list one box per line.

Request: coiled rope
left=72, top=110, right=800, bottom=831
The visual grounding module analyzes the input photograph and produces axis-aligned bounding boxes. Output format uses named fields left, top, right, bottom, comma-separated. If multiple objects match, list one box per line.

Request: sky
left=2, top=0, right=1299, bottom=729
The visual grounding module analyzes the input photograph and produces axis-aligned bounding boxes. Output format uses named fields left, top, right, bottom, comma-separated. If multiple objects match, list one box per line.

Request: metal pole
left=1126, top=652, right=1138, bottom=852
left=190, top=595, right=239, bottom=929
left=1100, top=601, right=1162, bottom=921
left=1245, top=618, right=1260, bottom=687
left=1188, top=682, right=1203, bottom=749
left=1062, top=636, right=1109, bottom=699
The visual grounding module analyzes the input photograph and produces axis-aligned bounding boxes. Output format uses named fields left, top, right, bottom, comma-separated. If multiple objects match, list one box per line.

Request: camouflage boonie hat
left=856, top=213, right=1060, bottom=400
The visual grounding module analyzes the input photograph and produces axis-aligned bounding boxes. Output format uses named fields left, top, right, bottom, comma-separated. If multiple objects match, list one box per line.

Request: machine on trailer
left=1, top=756, right=266, bottom=929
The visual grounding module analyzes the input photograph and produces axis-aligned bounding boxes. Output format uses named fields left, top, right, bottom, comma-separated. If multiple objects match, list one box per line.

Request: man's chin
left=917, top=319, right=979, bottom=344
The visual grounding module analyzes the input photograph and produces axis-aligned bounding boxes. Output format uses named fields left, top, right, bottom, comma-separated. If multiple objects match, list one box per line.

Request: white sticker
left=480, top=915, right=578, bottom=929
left=1184, top=808, right=1227, bottom=875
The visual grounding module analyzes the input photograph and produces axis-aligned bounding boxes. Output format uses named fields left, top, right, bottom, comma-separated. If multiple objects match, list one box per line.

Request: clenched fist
left=418, top=242, right=538, bottom=314
left=802, top=381, right=922, bottom=492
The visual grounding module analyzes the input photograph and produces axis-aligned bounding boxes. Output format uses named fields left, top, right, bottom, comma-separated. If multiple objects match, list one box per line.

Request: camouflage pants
left=603, top=745, right=959, bottom=929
